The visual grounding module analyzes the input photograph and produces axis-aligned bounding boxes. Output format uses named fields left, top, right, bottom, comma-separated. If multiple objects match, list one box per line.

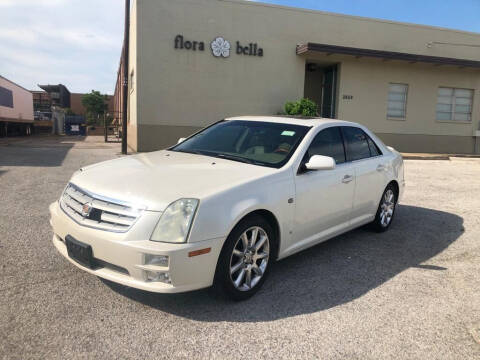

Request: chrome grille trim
left=60, top=183, right=145, bottom=233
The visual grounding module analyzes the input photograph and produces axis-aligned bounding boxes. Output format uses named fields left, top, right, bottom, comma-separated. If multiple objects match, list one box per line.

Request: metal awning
left=297, top=43, right=480, bottom=68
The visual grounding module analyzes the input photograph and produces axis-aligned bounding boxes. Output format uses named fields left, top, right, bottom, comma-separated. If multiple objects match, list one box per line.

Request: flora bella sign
left=174, top=35, right=264, bottom=58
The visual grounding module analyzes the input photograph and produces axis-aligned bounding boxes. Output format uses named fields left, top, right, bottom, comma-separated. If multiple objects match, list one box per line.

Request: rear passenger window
left=306, top=127, right=346, bottom=164
left=367, top=137, right=382, bottom=157
left=342, top=127, right=371, bottom=161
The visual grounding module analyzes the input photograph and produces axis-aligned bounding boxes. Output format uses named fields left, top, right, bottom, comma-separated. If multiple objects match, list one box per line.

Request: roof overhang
left=39, top=84, right=61, bottom=93
left=297, top=43, right=480, bottom=68
left=38, top=84, right=71, bottom=94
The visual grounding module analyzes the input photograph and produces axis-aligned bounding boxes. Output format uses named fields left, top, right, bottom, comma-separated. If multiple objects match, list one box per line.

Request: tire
left=371, top=184, right=398, bottom=233
left=213, top=215, right=276, bottom=301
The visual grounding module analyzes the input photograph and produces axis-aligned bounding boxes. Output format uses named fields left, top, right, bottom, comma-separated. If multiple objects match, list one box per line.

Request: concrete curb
left=402, top=153, right=480, bottom=160
left=402, top=154, right=450, bottom=160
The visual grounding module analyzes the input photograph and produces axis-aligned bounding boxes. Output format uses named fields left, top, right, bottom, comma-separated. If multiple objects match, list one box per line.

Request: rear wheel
left=371, top=184, right=397, bottom=232
left=213, top=215, right=275, bottom=301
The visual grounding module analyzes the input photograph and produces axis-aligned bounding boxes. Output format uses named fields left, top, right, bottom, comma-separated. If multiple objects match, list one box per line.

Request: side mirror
left=305, top=155, right=336, bottom=171
left=177, top=137, right=186, bottom=144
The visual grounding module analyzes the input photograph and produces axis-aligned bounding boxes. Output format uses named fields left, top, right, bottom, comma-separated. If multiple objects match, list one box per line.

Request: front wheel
left=371, top=184, right=397, bottom=233
left=213, top=215, right=275, bottom=301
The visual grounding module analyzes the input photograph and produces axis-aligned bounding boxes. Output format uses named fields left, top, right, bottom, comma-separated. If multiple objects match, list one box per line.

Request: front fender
left=227, top=201, right=281, bottom=241
left=187, top=171, right=295, bottom=251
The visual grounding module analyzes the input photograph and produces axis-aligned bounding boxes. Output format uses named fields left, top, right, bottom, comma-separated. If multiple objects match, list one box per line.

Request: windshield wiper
left=214, top=153, right=257, bottom=165
left=174, top=149, right=212, bottom=156
left=174, top=149, right=262, bottom=166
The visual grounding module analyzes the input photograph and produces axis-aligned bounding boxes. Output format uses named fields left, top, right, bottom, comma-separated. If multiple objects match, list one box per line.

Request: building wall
left=113, top=0, right=138, bottom=151
left=131, top=0, right=480, bottom=152
left=377, top=133, right=475, bottom=154
left=331, top=56, right=480, bottom=152
left=336, top=57, right=480, bottom=137
left=113, top=48, right=125, bottom=126
left=0, top=76, right=34, bottom=123
left=70, top=93, right=86, bottom=116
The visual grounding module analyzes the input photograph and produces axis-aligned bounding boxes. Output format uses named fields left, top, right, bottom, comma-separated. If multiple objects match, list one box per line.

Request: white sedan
left=50, top=116, right=405, bottom=300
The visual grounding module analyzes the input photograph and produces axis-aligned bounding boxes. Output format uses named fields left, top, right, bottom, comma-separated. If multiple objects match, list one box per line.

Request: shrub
left=284, top=98, right=318, bottom=117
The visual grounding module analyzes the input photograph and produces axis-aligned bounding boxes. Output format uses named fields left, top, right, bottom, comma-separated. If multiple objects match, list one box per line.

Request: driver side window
left=306, top=127, right=346, bottom=164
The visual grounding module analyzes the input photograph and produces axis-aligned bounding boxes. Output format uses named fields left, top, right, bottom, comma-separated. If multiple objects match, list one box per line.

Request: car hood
left=70, top=150, right=275, bottom=211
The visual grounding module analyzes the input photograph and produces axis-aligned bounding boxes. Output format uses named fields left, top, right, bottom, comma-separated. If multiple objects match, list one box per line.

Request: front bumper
left=49, top=201, right=224, bottom=293
left=398, top=179, right=406, bottom=203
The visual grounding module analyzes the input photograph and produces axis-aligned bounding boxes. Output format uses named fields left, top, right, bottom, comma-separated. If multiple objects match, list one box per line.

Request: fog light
left=145, top=270, right=171, bottom=284
left=144, top=254, right=169, bottom=267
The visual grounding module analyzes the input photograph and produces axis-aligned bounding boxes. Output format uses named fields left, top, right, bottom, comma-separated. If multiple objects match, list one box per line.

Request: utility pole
left=121, top=0, right=130, bottom=154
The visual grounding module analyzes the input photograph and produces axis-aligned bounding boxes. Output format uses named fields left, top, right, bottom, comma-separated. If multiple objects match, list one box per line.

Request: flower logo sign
left=174, top=34, right=263, bottom=58
left=211, top=37, right=231, bottom=58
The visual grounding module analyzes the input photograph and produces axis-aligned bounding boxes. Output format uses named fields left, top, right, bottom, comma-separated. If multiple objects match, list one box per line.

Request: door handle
left=342, top=175, right=354, bottom=184
left=377, top=164, right=386, bottom=172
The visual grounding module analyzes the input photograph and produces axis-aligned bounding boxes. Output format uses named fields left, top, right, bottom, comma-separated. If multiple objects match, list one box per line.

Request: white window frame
left=436, top=87, right=474, bottom=123
left=387, top=83, right=408, bottom=120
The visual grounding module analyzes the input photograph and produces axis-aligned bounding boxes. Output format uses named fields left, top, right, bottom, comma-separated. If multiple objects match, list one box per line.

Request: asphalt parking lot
left=1, top=136, right=479, bottom=359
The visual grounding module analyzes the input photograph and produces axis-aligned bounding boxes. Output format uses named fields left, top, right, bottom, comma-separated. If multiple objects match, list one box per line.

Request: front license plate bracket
left=65, top=235, right=96, bottom=269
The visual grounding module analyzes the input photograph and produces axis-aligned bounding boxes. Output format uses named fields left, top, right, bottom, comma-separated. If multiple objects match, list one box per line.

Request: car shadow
left=102, top=204, right=463, bottom=322
left=0, top=141, right=74, bottom=167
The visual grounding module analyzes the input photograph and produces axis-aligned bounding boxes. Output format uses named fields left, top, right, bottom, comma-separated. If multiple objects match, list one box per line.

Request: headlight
left=150, top=199, right=199, bottom=243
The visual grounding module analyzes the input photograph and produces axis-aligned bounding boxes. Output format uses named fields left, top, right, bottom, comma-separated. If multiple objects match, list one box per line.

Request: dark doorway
left=321, top=66, right=338, bottom=118
left=304, top=63, right=338, bottom=118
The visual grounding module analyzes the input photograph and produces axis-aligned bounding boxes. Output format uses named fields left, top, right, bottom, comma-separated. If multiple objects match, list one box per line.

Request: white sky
left=0, top=0, right=124, bottom=94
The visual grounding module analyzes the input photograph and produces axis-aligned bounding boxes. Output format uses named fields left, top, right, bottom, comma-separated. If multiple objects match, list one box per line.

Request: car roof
left=225, top=115, right=357, bottom=128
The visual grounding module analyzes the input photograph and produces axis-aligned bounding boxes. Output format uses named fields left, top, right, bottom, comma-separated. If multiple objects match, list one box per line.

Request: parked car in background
left=50, top=116, right=405, bottom=300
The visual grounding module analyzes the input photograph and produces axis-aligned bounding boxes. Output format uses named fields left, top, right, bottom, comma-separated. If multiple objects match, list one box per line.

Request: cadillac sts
left=50, top=117, right=405, bottom=300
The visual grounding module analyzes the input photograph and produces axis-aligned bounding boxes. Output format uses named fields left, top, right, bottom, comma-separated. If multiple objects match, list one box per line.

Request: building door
left=321, top=65, right=337, bottom=118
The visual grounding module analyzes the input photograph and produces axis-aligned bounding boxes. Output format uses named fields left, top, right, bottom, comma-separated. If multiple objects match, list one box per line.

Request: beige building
left=122, top=0, right=480, bottom=153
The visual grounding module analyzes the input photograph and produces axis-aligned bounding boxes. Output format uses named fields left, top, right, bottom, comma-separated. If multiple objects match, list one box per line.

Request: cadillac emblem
left=81, top=203, right=93, bottom=218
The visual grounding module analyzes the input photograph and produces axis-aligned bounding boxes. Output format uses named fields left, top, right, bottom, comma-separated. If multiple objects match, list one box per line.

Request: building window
left=0, top=86, right=13, bottom=108
left=436, top=87, right=473, bottom=122
left=387, top=83, right=408, bottom=119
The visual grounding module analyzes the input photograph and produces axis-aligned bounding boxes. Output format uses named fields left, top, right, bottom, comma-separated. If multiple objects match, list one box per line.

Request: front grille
left=60, top=183, right=145, bottom=232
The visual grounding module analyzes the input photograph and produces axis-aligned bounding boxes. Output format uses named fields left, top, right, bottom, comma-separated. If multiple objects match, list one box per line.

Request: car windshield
left=170, top=120, right=311, bottom=168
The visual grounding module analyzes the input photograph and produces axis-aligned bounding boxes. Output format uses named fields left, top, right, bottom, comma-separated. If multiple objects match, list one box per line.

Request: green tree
left=82, top=90, right=108, bottom=124
left=284, top=98, right=318, bottom=117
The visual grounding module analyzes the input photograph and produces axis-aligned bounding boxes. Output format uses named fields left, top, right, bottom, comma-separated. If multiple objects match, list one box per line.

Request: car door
left=341, top=126, right=385, bottom=227
left=289, top=127, right=355, bottom=256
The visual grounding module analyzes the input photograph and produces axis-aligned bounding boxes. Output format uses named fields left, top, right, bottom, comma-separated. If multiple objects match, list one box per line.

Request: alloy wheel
left=380, top=189, right=395, bottom=227
left=229, top=226, right=270, bottom=291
